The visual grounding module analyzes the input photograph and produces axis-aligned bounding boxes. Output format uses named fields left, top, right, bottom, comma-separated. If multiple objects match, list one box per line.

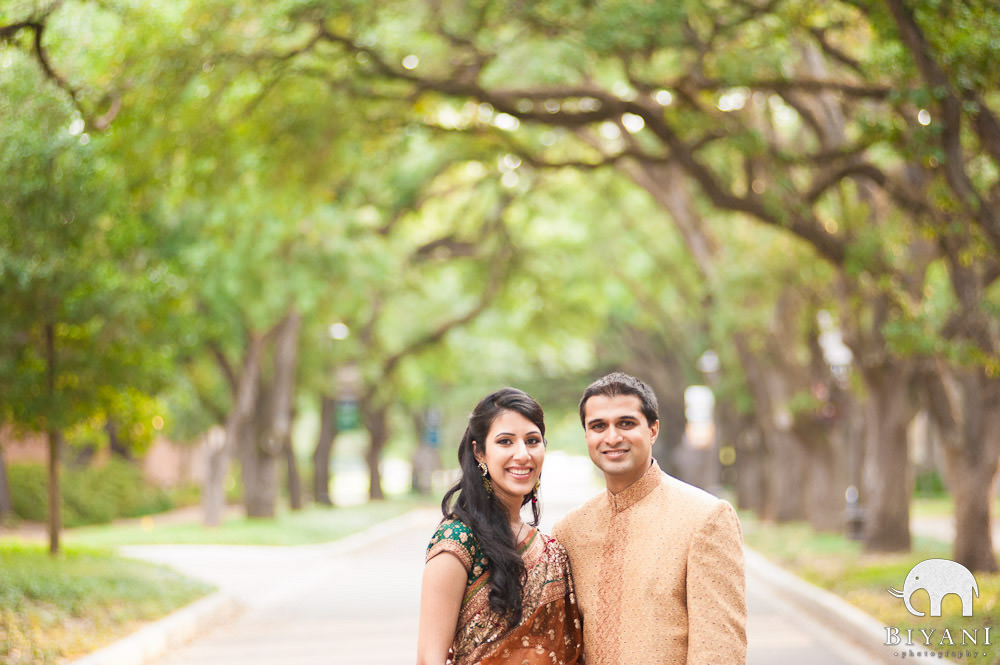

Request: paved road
left=126, top=455, right=885, bottom=665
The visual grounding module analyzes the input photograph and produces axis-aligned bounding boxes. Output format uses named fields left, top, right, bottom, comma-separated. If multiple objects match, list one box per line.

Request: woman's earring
left=478, top=462, right=493, bottom=494
left=531, top=478, right=540, bottom=504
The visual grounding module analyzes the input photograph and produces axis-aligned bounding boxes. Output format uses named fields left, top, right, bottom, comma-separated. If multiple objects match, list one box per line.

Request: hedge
left=7, top=460, right=173, bottom=527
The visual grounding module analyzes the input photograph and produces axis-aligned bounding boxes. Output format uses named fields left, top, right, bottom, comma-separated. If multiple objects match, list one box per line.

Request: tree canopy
left=3, top=0, right=999, bottom=570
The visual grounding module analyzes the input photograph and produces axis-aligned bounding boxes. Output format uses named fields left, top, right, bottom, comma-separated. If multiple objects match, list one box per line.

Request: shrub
left=7, top=460, right=173, bottom=527
left=166, top=483, right=202, bottom=509
left=914, top=469, right=947, bottom=497
left=8, top=464, right=47, bottom=523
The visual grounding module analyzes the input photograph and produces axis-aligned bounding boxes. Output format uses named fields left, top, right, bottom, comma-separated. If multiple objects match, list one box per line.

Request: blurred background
left=2, top=1, right=1000, bottom=661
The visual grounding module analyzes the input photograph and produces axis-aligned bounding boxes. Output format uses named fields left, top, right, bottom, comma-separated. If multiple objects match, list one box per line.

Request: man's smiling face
left=582, top=393, right=658, bottom=493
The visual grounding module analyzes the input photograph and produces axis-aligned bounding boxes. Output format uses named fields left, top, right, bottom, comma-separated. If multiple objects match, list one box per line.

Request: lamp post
left=412, top=406, right=442, bottom=495
left=816, top=311, right=862, bottom=539
left=316, top=322, right=353, bottom=507
left=696, top=349, right=720, bottom=377
left=329, top=323, right=360, bottom=432
left=678, top=350, right=722, bottom=495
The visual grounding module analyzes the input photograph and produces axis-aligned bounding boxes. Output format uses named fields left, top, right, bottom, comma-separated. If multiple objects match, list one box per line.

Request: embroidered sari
left=426, top=519, right=584, bottom=665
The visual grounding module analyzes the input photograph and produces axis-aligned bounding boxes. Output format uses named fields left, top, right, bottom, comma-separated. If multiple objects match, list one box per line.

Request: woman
left=416, top=388, right=584, bottom=665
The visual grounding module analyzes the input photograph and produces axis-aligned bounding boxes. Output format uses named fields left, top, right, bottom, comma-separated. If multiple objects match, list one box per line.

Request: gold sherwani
left=553, top=460, right=747, bottom=665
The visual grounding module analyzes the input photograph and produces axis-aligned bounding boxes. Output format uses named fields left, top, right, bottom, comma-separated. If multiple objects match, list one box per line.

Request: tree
left=0, top=40, right=179, bottom=551
left=9, top=0, right=998, bottom=571
left=350, top=176, right=516, bottom=500
left=843, top=0, right=1000, bottom=570
left=273, top=0, right=1000, bottom=565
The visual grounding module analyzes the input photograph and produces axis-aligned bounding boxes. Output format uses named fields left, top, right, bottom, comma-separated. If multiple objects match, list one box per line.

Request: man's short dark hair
left=579, top=371, right=659, bottom=427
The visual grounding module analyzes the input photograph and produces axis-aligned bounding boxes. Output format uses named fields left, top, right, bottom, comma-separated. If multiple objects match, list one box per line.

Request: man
left=553, top=372, right=747, bottom=665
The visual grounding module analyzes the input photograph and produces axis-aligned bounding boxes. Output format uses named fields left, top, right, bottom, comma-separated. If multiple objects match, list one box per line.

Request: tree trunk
left=734, top=336, right=808, bottom=522
left=312, top=393, right=338, bottom=506
left=763, top=430, right=808, bottom=522
left=733, top=425, right=768, bottom=515
left=243, top=383, right=279, bottom=518
left=105, top=419, right=132, bottom=460
left=284, top=433, right=303, bottom=511
left=927, top=368, right=1000, bottom=572
left=943, top=437, right=1000, bottom=572
left=241, top=311, right=301, bottom=518
left=799, top=425, right=847, bottom=532
left=861, top=363, right=914, bottom=552
left=203, top=334, right=265, bottom=526
left=45, top=321, right=61, bottom=554
left=366, top=443, right=386, bottom=501
left=47, top=427, right=62, bottom=554
left=0, top=443, right=13, bottom=520
left=360, top=397, right=389, bottom=501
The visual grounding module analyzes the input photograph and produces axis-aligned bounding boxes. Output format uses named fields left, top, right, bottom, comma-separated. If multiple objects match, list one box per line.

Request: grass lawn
left=0, top=495, right=435, bottom=663
left=912, top=496, right=957, bottom=518
left=0, top=542, right=212, bottom=665
left=742, top=512, right=1000, bottom=665
left=64, top=495, right=436, bottom=547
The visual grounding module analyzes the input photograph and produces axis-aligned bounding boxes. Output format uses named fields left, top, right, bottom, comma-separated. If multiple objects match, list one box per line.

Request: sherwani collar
left=607, top=459, right=661, bottom=513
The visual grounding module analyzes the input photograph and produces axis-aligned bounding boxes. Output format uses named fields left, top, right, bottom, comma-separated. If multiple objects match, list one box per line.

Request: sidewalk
left=912, top=514, right=1000, bottom=548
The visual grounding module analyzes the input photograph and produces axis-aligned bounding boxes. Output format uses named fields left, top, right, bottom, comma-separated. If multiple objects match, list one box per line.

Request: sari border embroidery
left=427, top=539, right=474, bottom=572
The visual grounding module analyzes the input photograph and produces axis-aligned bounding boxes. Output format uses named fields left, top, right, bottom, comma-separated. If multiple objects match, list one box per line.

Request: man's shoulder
left=657, top=472, right=734, bottom=519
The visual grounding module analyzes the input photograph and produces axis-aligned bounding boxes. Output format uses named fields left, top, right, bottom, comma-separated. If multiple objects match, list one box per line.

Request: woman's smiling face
left=476, top=410, right=545, bottom=508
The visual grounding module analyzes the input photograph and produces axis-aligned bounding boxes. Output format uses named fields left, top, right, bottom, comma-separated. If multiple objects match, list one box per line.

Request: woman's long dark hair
left=440, top=387, right=545, bottom=626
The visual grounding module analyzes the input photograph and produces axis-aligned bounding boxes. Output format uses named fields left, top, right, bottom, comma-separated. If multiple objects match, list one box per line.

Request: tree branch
left=965, top=89, right=1000, bottom=167
left=412, top=235, right=480, bottom=261
left=698, top=76, right=892, bottom=99
left=633, top=100, right=848, bottom=265
left=378, top=195, right=515, bottom=384
left=314, top=22, right=870, bottom=266
left=374, top=159, right=463, bottom=236
left=0, top=20, right=40, bottom=40
left=192, top=382, right=228, bottom=425
left=775, top=90, right=830, bottom=148
left=883, top=0, right=1000, bottom=252
left=208, top=341, right=239, bottom=396
left=1, top=6, right=120, bottom=131
left=807, top=26, right=865, bottom=76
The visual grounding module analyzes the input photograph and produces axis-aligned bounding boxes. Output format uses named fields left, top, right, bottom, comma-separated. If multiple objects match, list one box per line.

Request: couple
left=416, top=372, right=747, bottom=665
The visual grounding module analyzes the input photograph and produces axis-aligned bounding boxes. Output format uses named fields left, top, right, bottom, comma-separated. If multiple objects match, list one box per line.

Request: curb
left=745, top=548, right=958, bottom=665
left=69, top=591, right=242, bottom=665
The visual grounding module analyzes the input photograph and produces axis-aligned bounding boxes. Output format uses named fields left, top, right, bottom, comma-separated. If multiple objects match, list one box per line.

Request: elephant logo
left=887, top=558, right=979, bottom=617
